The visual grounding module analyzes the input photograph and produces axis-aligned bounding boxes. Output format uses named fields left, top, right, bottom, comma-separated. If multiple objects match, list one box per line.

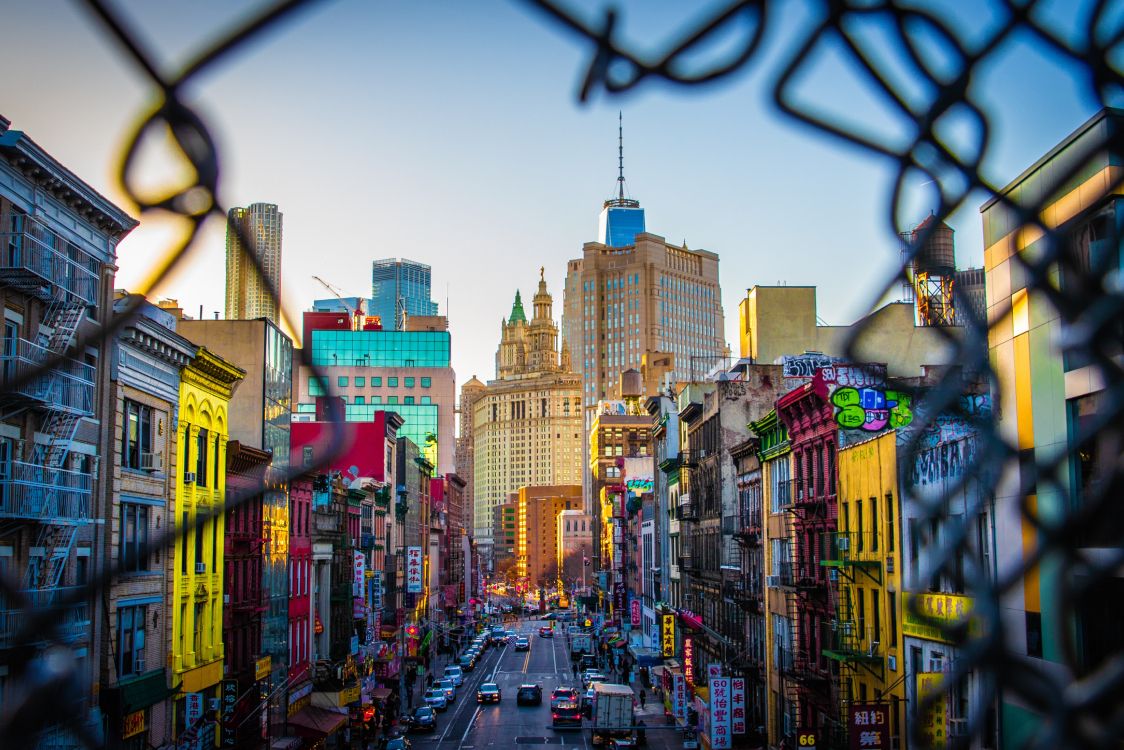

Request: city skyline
left=2, top=0, right=1104, bottom=400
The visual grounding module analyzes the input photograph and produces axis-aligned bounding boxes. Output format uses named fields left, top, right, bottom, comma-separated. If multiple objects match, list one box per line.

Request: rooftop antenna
left=617, top=111, right=625, bottom=200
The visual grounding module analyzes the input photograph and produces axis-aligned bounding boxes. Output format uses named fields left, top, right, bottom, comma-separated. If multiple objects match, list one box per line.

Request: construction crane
left=312, top=275, right=368, bottom=330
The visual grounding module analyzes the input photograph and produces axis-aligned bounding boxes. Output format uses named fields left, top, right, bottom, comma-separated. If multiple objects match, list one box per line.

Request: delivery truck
left=591, top=683, right=634, bottom=746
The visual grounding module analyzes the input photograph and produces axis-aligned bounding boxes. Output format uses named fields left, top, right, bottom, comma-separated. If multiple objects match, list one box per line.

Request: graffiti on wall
left=830, top=386, right=914, bottom=431
left=909, top=434, right=978, bottom=487
left=781, top=352, right=843, bottom=379
left=813, top=363, right=887, bottom=395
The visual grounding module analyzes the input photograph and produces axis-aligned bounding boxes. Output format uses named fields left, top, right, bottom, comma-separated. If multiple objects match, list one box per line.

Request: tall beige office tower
left=473, top=271, right=583, bottom=569
left=225, top=202, right=283, bottom=322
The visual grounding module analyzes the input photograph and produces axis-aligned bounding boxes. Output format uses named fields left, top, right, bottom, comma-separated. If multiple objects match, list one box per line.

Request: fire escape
left=0, top=210, right=99, bottom=648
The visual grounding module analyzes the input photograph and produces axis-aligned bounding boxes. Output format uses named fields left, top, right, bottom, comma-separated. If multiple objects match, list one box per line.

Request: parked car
left=517, top=684, right=543, bottom=706
left=435, top=678, right=457, bottom=702
left=551, top=687, right=580, bottom=707
left=581, top=671, right=607, bottom=688
left=515, top=637, right=530, bottom=651
left=424, top=688, right=448, bottom=712
left=581, top=687, right=595, bottom=717
left=477, top=682, right=502, bottom=703
left=409, top=706, right=436, bottom=732
left=384, top=737, right=412, bottom=750
left=539, top=626, right=554, bottom=638
left=459, top=654, right=476, bottom=671
left=443, top=665, right=465, bottom=686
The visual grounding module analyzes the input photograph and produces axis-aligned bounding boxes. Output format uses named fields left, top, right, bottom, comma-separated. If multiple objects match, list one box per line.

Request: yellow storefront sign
left=661, top=614, right=675, bottom=657
left=917, top=673, right=948, bottom=748
left=122, top=710, right=146, bottom=739
left=339, top=684, right=361, bottom=706
left=902, top=593, right=975, bottom=644
left=255, top=656, right=272, bottom=681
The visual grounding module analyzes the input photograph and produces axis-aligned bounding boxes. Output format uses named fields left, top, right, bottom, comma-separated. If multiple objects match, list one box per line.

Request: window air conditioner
left=139, top=452, right=163, bottom=472
left=184, top=472, right=197, bottom=484
left=837, top=536, right=849, bottom=551
left=196, top=562, right=207, bottom=574
left=765, top=575, right=781, bottom=589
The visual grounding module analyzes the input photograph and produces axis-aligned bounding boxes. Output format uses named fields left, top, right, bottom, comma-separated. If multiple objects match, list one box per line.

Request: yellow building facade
left=827, top=432, right=906, bottom=746
left=171, top=347, right=243, bottom=738
left=515, top=485, right=582, bottom=587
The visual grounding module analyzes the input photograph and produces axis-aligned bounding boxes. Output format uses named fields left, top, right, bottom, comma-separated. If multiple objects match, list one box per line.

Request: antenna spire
left=618, top=111, right=625, bottom=200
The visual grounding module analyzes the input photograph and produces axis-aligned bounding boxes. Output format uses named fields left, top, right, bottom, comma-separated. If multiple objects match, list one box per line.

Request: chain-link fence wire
left=0, top=0, right=1121, bottom=748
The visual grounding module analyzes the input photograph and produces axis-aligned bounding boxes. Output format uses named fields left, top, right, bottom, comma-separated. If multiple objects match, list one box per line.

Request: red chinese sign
left=684, top=637, right=695, bottom=686
left=849, top=703, right=890, bottom=750
left=731, top=677, right=746, bottom=734
left=630, top=599, right=641, bottom=627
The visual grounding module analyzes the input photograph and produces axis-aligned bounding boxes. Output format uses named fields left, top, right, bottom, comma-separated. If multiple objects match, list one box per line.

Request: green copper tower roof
left=509, top=290, right=527, bottom=324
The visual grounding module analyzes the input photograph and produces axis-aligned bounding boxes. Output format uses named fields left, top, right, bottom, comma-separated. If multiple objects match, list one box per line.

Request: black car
left=517, top=684, right=543, bottom=706
left=383, top=736, right=412, bottom=750
left=477, top=682, right=502, bottom=703
left=409, top=707, right=436, bottom=732
left=458, top=654, right=476, bottom=671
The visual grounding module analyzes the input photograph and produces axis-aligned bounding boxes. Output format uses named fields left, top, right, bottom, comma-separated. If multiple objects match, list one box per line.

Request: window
left=404, top=396, right=415, bottom=405
left=888, top=591, right=897, bottom=646
left=308, top=377, right=325, bottom=396
left=871, top=497, right=879, bottom=553
left=355, top=376, right=365, bottom=387
left=195, top=428, right=208, bottom=487
left=886, top=494, right=895, bottom=552
left=405, top=377, right=415, bottom=388
left=388, top=377, right=398, bottom=387
left=122, top=400, right=153, bottom=470
left=387, top=396, right=398, bottom=405
left=371, top=377, right=382, bottom=387
left=338, top=376, right=349, bottom=388
left=1026, top=612, right=1043, bottom=658
left=118, top=604, right=146, bottom=677
left=421, top=377, right=431, bottom=388
left=120, top=503, right=150, bottom=573
left=354, top=396, right=365, bottom=405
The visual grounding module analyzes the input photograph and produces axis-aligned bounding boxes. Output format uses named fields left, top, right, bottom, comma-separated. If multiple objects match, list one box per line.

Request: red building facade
left=776, top=384, right=841, bottom=742
left=287, top=471, right=314, bottom=708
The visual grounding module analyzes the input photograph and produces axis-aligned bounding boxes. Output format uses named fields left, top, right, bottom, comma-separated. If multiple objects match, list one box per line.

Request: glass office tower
left=370, top=258, right=439, bottom=330
left=598, top=199, right=646, bottom=248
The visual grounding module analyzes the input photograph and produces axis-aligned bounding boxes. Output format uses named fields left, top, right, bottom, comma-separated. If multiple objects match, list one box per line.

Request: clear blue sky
left=3, top=0, right=1104, bottom=390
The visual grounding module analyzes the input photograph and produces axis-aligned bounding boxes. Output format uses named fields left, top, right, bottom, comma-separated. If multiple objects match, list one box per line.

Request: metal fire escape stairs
left=21, top=298, right=89, bottom=596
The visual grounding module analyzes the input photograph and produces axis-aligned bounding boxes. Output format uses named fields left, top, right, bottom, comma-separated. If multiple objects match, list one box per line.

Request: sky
left=2, top=0, right=1106, bottom=392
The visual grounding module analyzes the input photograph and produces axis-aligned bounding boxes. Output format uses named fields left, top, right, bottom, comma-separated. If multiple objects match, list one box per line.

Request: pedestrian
left=639, top=689, right=646, bottom=709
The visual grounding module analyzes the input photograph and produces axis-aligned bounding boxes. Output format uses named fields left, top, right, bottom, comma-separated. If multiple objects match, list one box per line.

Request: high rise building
left=294, top=312, right=456, bottom=474
left=514, top=484, right=582, bottom=588
left=472, top=273, right=582, bottom=568
left=456, top=375, right=486, bottom=538
left=370, top=258, right=439, bottom=330
left=225, top=203, right=283, bottom=323
left=599, top=113, right=646, bottom=249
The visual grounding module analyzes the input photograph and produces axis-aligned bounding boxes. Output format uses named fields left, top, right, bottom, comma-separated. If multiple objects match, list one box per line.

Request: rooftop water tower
left=908, top=213, right=957, bottom=326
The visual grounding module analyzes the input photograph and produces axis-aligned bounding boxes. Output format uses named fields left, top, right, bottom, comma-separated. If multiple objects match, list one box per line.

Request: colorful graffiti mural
left=830, top=386, right=913, bottom=431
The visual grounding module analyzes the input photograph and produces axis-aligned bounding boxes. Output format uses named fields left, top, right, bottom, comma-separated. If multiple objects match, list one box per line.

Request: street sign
left=797, top=728, right=818, bottom=749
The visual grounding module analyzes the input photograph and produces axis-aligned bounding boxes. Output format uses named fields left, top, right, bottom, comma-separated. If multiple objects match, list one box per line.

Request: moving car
left=515, top=636, right=530, bottom=651
left=384, top=738, right=412, bottom=750
left=459, top=654, right=476, bottom=671
left=424, top=688, right=448, bottom=712
left=551, top=687, right=580, bottom=707
left=477, top=682, right=502, bottom=704
left=435, top=678, right=457, bottom=702
left=552, top=701, right=583, bottom=728
left=517, top=684, right=543, bottom=706
left=582, top=687, right=595, bottom=717
left=409, top=706, right=436, bottom=732
left=443, top=665, right=465, bottom=686
left=582, top=671, right=607, bottom=688
left=539, top=626, right=554, bottom=638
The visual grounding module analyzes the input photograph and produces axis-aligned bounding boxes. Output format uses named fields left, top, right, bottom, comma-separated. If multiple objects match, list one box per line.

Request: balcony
left=822, top=622, right=883, bottom=665
left=0, top=213, right=100, bottom=305
left=820, top=532, right=882, bottom=583
left=0, top=461, right=92, bottom=523
left=676, top=494, right=697, bottom=521
left=0, top=586, right=91, bottom=648
left=0, top=338, right=95, bottom=415
left=724, top=578, right=763, bottom=613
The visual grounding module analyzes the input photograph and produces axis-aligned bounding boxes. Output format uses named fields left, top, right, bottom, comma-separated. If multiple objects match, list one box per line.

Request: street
left=400, top=617, right=677, bottom=750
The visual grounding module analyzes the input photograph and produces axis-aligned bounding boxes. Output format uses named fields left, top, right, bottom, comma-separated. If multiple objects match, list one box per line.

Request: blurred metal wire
left=0, top=0, right=1121, bottom=748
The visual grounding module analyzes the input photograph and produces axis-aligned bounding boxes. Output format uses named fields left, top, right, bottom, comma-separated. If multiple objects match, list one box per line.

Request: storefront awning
left=627, top=646, right=664, bottom=666
left=371, top=687, right=392, bottom=702
left=287, top=706, right=347, bottom=738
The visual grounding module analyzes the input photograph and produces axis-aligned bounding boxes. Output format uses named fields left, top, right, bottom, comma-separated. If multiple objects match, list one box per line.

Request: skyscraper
left=472, top=273, right=583, bottom=568
left=225, top=203, right=283, bottom=322
left=370, top=257, right=439, bottom=330
left=598, top=113, right=646, bottom=248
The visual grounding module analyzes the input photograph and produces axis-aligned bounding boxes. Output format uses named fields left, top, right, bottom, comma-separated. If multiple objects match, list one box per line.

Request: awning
left=627, top=646, right=664, bottom=666
left=287, top=706, right=347, bottom=738
left=371, top=687, right=392, bottom=702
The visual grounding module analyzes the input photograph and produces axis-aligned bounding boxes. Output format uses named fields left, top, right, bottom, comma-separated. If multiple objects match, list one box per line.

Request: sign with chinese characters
left=683, top=637, right=695, bottom=686
left=220, top=679, right=238, bottom=747
left=661, top=614, right=675, bottom=656
left=371, top=573, right=383, bottom=611
left=353, top=551, right=366, bottom=595
left=672, top=673, right=687, bottom=720
left=709, top=676, right=732, bottom=749
left=185, top=692, right=204, bottom=728
left=707, top=664, right=722, bottom=682
left=917, top=673, right=949, bottom=748
left=902, top=592, right=976, bottom=644
left=630, top=599, right=641, bottom=627
left=731, top=677, right=746, bottom=734
left=122, top=710, right=145, bottom=740
left=848, top=703, right=889, bottom=750
left=406, top=547, right=423, bottom=594
left=255, top=656, right=272, bottom=681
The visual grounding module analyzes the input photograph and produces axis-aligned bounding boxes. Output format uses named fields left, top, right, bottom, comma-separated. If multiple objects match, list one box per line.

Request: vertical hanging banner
left=731, top=677, right=746, bottom=734
left=661, top=614, right=676, bottom=657
left=672, top=673, right=688, bottom=720
left=917, top=674, right=949, bottom=748
left=848, top=703, right=889, bottom=750
left=684, top=637, right=695, bottom=686
left=630, top=599, right=641, bottom=627
left=709, top=676, right=732, bottom=749
left=406, top=547, right=423, bottom=593
left=353, top=551, right=366, bottom=594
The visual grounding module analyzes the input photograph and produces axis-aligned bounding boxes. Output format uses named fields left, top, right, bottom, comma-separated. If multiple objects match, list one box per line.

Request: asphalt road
left=406, top=618, right=588, bottom=750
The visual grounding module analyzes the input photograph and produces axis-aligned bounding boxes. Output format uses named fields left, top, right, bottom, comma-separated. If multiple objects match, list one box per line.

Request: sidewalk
left=409, top=649, right=453, bottom=709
